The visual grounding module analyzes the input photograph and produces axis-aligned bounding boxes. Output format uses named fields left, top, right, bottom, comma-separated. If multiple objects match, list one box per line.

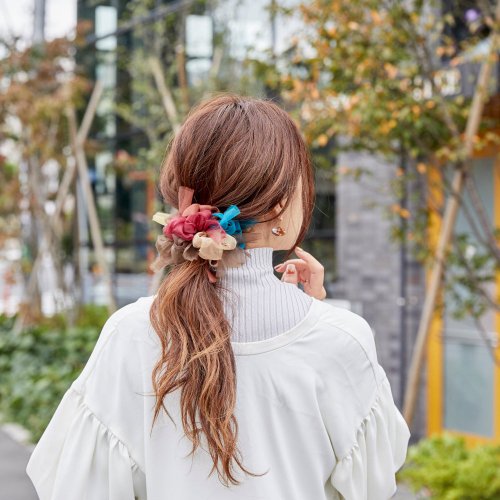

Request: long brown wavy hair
left=149, top=93, right=315, bottom=487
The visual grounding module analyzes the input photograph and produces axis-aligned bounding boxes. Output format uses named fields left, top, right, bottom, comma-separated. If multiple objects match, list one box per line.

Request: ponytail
left=149, top=257, right=266, bottom=486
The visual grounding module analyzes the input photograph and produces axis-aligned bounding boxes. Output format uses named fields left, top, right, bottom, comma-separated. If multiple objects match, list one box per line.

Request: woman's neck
left=216, top=247, right=313, bottom=342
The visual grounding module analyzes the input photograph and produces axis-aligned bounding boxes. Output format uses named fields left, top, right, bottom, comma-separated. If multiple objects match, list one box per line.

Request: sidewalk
left=394, top=483, right=418, bottom=499
left=0, top=428, right=37, bottom=500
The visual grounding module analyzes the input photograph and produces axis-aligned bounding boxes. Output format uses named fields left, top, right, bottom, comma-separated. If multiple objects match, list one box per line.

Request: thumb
left=281, top=264, right=298, bottom=285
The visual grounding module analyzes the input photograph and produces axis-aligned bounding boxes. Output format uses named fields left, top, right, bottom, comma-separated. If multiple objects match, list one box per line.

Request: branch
left=472, top=315, right=500, bottom=366
left=54, top=82, right=104, bottom=225
left=382, top=0, right=461, bottom=139
left=432, top=161, right=500, bottom=266
left=441, top=168, right=500, bottom=260
left=148, top=56, right=181, bottom=132
left=444, top=249, right=500, bottom=367
left=67, top=105, right=116, bottom=314
left=464, top=168, right=500, bottom=262
left=449, top=233, right=500, bottom=314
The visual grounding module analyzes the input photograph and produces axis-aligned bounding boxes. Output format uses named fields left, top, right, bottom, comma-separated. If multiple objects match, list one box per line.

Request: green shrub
left=0, top=305, right=107, bottom=442
left=397, top=432, right=500, bottom=499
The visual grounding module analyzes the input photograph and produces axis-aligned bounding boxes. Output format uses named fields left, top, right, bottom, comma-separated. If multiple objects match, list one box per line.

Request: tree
left=0, top=25, right=113, bottom=320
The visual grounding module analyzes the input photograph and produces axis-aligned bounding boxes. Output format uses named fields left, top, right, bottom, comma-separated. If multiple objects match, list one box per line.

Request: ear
left=271, top=200, right=286, bottom=218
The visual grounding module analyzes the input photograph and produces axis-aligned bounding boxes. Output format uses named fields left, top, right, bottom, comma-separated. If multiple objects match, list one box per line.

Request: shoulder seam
left=76, top=298, right=153, bottom=387
left=108, top=297, right=153, bottom=332
left=321, top=316, right=380, bottom=389
left=75, top=322, right=119, bottom=388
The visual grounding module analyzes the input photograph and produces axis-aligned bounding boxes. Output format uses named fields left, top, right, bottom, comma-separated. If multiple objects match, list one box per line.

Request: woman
left=26, top=93, right=410, bottom=499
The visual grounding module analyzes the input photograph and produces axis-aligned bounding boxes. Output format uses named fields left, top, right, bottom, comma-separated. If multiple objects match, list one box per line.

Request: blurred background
left=0, top=0, right=499, bottom=498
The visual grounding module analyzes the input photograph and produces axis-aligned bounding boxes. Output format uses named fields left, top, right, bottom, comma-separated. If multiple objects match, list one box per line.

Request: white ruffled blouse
left=26, top=294, right=410, bottom=499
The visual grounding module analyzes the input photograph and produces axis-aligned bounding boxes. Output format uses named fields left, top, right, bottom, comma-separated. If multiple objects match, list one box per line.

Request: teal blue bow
left=213, top=205, right=258, bottom=249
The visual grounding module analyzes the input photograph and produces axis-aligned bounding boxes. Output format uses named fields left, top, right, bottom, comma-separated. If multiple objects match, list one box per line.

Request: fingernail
left=286, top=264, right=295, bottom=273
left=274, top=264, right=282, bottom=269
left=296, top=246, right=303, bottom=252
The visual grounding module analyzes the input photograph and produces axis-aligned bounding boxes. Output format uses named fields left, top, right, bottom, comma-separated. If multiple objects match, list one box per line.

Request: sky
left=0, top=0, right=77, bottom=42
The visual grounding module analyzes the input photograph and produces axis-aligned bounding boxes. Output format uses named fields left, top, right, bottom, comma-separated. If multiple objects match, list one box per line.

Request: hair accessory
left=152, top=186, right=261, bottom=283
left=212, top=205, right=259, bottom=247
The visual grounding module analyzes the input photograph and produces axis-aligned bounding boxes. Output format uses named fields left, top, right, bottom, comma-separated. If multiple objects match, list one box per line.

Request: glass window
left=443, top=341, right=494, bottom=436
left=95, top=5, right=117, bottom=51
left=186, top=15, right=213, bottom=58
left=442, top=157, right=496, bottom=436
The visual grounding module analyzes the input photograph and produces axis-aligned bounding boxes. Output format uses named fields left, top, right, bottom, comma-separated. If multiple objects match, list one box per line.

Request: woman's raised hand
left=274, top=247, right=327, bottom=300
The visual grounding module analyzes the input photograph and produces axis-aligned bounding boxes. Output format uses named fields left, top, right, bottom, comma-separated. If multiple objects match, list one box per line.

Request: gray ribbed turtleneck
left=216, top=246, right=313, bottom=343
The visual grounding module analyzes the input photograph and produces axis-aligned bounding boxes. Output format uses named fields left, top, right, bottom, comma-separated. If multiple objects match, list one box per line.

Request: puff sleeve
left=26, top=384, right=146, bottom=500
left=25, top=300, right=154, bottom=499
left=321, top=311, right=411, bottom=500
left=329, top=372, right=410, bottom=499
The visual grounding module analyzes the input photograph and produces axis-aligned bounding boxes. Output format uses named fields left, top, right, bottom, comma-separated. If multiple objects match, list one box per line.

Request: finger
left=293, top=248, right=326, bottom=299
left=276, top=261, right=311, bottom=289
left=281, top=264, right=298, bottom=285
left=274, top=259, right=307, bottom=271
left=294, top=247, right=324, bottom=274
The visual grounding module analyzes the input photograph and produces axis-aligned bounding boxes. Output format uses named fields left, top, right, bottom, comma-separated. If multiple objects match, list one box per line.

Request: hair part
left=150, top=92, right=315, bottom=486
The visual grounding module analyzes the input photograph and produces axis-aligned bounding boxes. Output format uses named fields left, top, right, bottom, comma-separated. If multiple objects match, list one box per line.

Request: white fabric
left=217, top=246, right=313, bottom=342
left=328, top=376, right=410, bottom=499
left=26, top=291, right=411, bottom=499
left=25, top=387, right=146, bottom=500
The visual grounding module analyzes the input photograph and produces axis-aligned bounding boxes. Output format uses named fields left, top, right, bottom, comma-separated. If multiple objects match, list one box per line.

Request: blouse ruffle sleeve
left=26, top=384, right=146, bottom=500
left=329, top=373, right=411, bottom=500
left=318, top=307, right=411, bottom=500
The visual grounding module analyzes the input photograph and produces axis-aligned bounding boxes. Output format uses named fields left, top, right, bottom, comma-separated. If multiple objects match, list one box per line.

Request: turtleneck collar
left=216, top=245, right=313, bottom=343
left=218, top=246, right=276, bottom=283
